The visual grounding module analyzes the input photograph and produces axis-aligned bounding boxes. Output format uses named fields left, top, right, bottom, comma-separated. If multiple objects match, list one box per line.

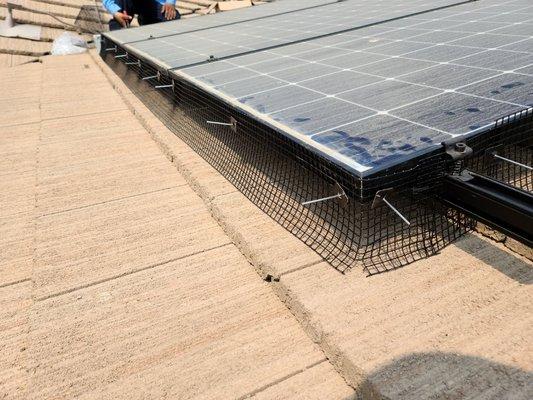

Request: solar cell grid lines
left=106, top=0, right=336, bottom=44
left=125, top=0, right=470, bottom=70
left=107, top=0, right=532, bottom=175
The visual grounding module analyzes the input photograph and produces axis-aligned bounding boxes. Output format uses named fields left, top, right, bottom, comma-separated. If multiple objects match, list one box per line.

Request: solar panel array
left=110, top=0, right=533, bottom=176
left=122, top=0, right=464, bottom=69
left=106, top=0, right=335, bottom=44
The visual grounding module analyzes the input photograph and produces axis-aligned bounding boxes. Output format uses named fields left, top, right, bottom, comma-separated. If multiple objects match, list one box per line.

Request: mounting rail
left=441, top=170, right=533, bottom=248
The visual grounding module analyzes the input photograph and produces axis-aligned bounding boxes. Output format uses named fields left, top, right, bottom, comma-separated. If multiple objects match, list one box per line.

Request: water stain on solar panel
left=313, top=127, right=421, bottom=167
left=341, top=134, right=371, bottom=146
left=377, top=140, right=416, bottom=153
left=239, top=95, right=254, bottom=104
left=500, top=82, right=524, bottom=90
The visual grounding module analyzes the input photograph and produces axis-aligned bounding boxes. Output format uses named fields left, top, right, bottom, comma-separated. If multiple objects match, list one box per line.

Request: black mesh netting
left=462, top=108, right=532, bottom=193
left=100, top=41, right=533, bottom=275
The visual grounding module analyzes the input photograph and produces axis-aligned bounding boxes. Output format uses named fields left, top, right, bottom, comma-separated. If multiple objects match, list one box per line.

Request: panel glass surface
left=106, top=0, right=335, bottom=44
left=105, top=0, right=533, bottom=176
left=122, top=0, right=465, bottom=69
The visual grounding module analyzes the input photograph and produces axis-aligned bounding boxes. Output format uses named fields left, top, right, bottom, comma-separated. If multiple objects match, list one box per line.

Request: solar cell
left=105, top=0, right=533, bottom=176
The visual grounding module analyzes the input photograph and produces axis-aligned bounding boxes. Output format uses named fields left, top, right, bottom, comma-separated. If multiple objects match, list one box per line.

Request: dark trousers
left=109, top=0, right=180, bottom=31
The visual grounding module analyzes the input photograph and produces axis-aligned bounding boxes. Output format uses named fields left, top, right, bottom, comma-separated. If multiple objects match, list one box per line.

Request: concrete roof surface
left=0, top=53, right=354, bottom=400
left=0, top=50, right=532, bottom=400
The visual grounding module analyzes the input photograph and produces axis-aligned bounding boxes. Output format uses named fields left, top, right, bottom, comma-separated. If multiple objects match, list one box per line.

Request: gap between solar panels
left=100, top=0, right=533, bottom=274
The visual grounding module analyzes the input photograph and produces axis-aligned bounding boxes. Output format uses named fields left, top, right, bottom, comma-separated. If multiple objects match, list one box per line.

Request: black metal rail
left=442, top=170, right=533, bottom=248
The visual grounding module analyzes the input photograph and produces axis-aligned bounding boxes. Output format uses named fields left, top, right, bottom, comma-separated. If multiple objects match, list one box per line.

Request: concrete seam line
left=33, top=242, right=233, bottom=302
left=0, top=278, right=31, bottom=289
left=35, top=185, right=181, bottom=218
left=271, top=278, right=383, bottom=399
left=276, top=259, right=325, bottom=279
left=1, top=210, right=30, bottom=220
left=40, top=106, right=129, bottom=122
left=203, top=199, right=273, bottom=279
left=0, top=169, right=34, bottom=178
left=0, top=120, right=41, bottom=129
left=204, top=189, right=239, bottom=201
left=235, top=358, right=328, bottom=400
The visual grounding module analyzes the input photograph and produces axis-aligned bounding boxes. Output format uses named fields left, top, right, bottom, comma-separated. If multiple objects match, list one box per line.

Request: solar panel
left=100, top=0, right=533, bottom=272
left=113, top=0, right=532, bottom=175
left=106, top=0, right=336, bottom=44
left=121, top=0, right=468, bottom=69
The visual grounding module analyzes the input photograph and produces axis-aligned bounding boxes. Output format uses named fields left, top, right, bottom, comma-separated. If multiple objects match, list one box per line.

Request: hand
left=113, top=12, right=132, bottom=28
left=162, top=3, right=177, bottom=20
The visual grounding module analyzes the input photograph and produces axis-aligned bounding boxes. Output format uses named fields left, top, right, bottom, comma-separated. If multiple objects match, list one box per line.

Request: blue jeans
left=109, top=0, right=180, bottom=31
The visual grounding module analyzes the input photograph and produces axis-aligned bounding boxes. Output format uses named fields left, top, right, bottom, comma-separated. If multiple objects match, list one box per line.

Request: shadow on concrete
left=452, top=233, right=532, bottom=285
left=367, top=352, right=533, bottom=400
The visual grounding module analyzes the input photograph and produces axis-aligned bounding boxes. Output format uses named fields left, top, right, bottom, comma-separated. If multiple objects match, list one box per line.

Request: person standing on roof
left=102, top=0, right=180, bottom=31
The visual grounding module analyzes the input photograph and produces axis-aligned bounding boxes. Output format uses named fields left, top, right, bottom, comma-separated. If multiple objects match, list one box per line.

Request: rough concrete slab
left=211, top=191, right=323, bottom=279
left=0, top=53, right=355, bottom=400
left=39, top=57, right=106, bottom=85
left=0, top=97, right=41, bottom=127
left=275, top=233, right=533, bottom=399
left=0, top=170, right=35, bottom=218
left=40, top=94, right=127, bottom=121
left=39, top=110, right=144, bottom=144
left=172, top=151, right=238, bottom=201
left=28, top=246, right=325, bottom=400
left=36, top=57, right=179, bottom=211
left=37, top=132, right=157, bottom=170
left=36, top=155, right=184, bottom=215
left=39, top=56, right=126, bottom=120
left=250, top=361, right=356, bottom=400
left=88, top=65, right=196, bottom=161
left=0, top=123, right=38, bottom=175
left=0, top=281, right=31, bottom=400
left=39, top=81, right=113, bottom=102
left=33, top=187, right=231, bottom=300
left=0, top=216, right=33, bottom=286
left=0, top=62, right=42, bottom=101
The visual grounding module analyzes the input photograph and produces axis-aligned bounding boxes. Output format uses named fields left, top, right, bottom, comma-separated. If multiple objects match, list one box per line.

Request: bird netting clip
left=155, top=79, right=174, bottom=90
left=125, top=59, right=140, bottom=66
left=143, top=71, right=161, bottom=81
left=487, top=147, right=532, bottom=171
left=302, top=181, right=348, bottom=207
left=442, top=139, right=473, bottom=161
left=372, top=188, right=411, bottom=226
left=206, top=116, right=237, bottom=132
